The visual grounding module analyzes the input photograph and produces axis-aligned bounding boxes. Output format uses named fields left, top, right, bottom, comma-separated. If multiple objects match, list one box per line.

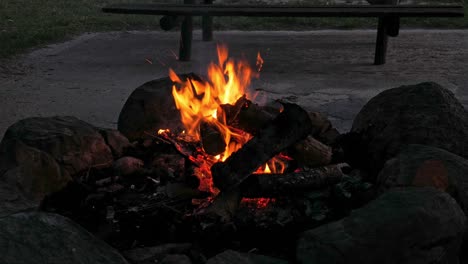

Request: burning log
left=211, top=103, right=313, bottom=191
left=219, top=96, right=279, bottom=135
left=200, top=120, right=226, bottom=156
left=240, top=163, right=348, bottom=198
left=288, top=136, right=332, bottom=168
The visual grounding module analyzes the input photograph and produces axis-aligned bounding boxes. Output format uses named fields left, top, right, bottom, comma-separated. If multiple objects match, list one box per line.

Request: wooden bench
left=102, top=0, right=464, bottom=65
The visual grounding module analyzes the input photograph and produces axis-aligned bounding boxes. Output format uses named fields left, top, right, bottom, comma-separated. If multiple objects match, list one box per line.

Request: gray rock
left=0, top=116, right=113, bottom=215
left=113, top=156, right=145, bottom=176
left=377, top=144, right=468, bottom=215
left=0, top=212, right=129, bottom=264
left=296, top=187, right=466, bottom=264
left=346, top=82, right=468, bottom=181
left=118, top=74, right=199, bottom=141
left=207, top=249, right=288, bottom=264
left=161, top=254, right=192, bottom=264
left=99, top=128, right=132, bottom=158
left=123, top=243, right=192, bottom=263
left=0, top=178, right=36, bottom=218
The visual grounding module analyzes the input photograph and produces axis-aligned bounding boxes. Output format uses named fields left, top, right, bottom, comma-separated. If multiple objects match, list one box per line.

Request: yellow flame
left=157, top=129, right=170, bottom=135
left=170, top=44, right=259, bottom=160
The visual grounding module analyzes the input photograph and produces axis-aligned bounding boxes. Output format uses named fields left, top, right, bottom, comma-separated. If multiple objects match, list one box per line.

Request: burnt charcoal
left=152, top=154, right=186, bottom=182
left=97, top=183, right=125, bottom=195
left=212, top=103, right=313, bottom=191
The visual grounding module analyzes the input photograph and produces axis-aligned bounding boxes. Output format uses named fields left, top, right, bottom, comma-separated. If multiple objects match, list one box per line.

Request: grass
left=0, top=0, right=467, bottom=59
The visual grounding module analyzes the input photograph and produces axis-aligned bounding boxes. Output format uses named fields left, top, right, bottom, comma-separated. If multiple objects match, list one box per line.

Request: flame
left=168, top=45, right=289, bottom=200
left=256, top=52, right=264, bottom=72
left=157, top=128, right=170, bottom=135
left=170, top=44, right=258, bottom=161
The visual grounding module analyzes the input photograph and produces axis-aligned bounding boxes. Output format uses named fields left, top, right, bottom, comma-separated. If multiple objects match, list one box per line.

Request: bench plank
left=103, top=4, right=464, bottom=17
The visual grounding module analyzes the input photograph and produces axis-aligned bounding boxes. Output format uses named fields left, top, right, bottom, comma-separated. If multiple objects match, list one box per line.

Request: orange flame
left=170, top=44, right=258, bottom=161
left=168, top=45, right=288, bottom=198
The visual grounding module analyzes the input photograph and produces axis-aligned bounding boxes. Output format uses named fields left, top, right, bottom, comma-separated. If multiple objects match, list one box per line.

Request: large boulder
left=344, top=82, right=468, bottom=181
left=0, top=116, right=113, bottom=212
left=0, top=212, right=129, bottom=264
left=296, top=187, right=466, bottom=264
left=207, top=249, right=288, bottom=264
left=377, top=144, right=468, bottom=215
left=118, top=74, right=199, bottom=141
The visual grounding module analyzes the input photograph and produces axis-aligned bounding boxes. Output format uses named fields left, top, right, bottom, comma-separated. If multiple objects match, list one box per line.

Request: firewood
left=200, top=120, right=226, bottom=156
left=211, top=103, right=313, bottom=191
left=288, top=136, right=332, bottom=168
left=240, top=163, right=348, bottom=198
left=308, top=112, right=340, bottom=146
left=218, top=95, right=279, bottom=135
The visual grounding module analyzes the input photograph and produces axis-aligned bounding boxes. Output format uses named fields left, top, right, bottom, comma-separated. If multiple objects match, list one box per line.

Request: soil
left=0, top=30, right=467, bottom=137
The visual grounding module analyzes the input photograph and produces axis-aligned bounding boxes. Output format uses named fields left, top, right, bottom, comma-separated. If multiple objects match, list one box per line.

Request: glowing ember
left=157, top=128, right=170, bottom=135
left=241, top=197, right=275, bottom=209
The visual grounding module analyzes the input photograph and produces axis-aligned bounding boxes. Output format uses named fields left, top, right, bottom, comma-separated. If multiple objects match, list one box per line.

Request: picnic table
left=103, top=0, right=464, bottom=65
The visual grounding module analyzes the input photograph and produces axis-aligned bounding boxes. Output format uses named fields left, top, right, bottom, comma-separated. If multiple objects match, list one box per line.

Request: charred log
left=211, top=103, right=313, bottom=191
left=288, top=136, right=332, bottom=168
left=240, top=163, right=347, bottom=198
left=200, top=120, right=226, bottom=156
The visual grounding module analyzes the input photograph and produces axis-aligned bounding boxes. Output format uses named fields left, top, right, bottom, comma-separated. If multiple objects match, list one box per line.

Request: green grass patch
left=0, top=0, right=466, bottom=59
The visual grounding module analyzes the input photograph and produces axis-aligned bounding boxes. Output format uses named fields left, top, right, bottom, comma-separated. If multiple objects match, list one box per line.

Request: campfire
left=39, top=44, right=353, bottom=257
left=5, top=42, right=464, bottom=264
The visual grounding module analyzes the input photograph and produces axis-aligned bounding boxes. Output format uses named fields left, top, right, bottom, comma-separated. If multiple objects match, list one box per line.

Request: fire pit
left=1, top=44, right=467, bottom=264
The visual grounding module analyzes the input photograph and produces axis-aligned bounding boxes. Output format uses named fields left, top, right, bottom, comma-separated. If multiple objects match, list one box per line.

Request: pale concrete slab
left=0, top=30, right=467, bottom=137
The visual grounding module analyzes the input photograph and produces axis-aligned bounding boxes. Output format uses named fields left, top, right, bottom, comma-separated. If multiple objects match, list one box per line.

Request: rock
left=161, top=254, right=192, bottom=264
left=113, top=156, right=145, bottom=176
left=118, top=74, right=199, bottom=141
left=122, top=243, right=192, bottom=263
left=377, top=144, right=468, bottom=215
left=206, top=249, right=288, bottom=264
left=99, top=128, right=132, bottom=158
left=0, top=141, right=68, bottom=201
left=0, top=178, right=36, bottom=218
left=0, top=212, right=129, bottom=264
left=345, top=82, right=468, bottom=181
left=296, top=187, right=466, bottom=264
left=0, top=116, right=114, bottom=215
